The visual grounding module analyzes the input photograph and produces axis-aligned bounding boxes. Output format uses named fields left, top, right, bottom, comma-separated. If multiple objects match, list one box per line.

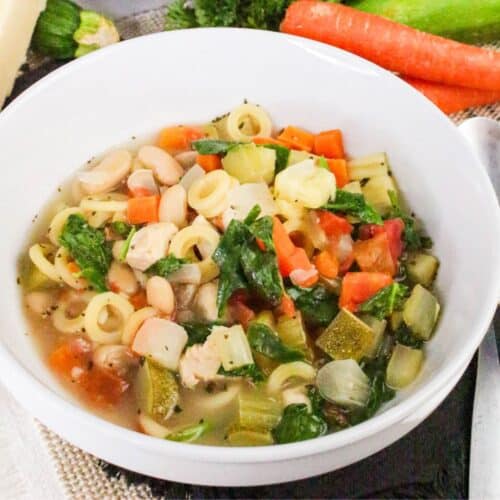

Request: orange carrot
left=252, top=137, right=289, bottom=147
left=314, top=249, right=339, bottom=279
left=277, top=126, right=315, bottom=152
left=403, top=77, right=500, bottom=114
left=313, top=130, right=344, bottom=159
left=272, top=217, right=296, bottom=260
left=127, top=195, right=159, bottom=224
left=157, top=125, right=204, bottom=152
left=196, top=154, right=222, bottom=172
left=256, top=238, right=267, bottom=251
left=327, top=159, right=349, bottom=188
left=281, top=1, right=500, bottom=92
left=67, top=261, right=80, bottom=274
left=130, top=290, right=148, bottom=310
left=279, top=294, right=296, bottom=318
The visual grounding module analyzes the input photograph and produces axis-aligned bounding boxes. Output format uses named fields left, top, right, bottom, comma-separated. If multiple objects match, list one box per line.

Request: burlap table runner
left=4, top=6, right=499, bottom=499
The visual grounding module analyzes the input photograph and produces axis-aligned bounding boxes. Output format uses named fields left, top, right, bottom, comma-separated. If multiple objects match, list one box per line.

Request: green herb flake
left=359, top=283, right=409, bottom=320
left=147, top=255, right=186, bottom=278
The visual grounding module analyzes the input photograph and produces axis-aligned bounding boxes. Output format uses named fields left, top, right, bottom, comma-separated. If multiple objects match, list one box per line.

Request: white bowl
left=0, top=29, right=499, bottom=486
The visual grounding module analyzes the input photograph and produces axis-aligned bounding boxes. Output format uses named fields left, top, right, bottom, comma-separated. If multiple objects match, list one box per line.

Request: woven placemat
left=6, top=7, right=499, bottom=500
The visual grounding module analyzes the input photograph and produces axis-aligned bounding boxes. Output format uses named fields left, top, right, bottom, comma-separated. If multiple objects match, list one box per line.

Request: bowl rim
left=1, top=27, right=499, bottom=464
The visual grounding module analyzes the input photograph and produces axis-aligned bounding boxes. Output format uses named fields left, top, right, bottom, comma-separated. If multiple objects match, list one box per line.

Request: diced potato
left=386, top=343, right=423, bottom=388
left=222, top=143, right=276, bottom=184
left=316, top=308, right=374, bottom=361
left=347, top=152, right=388, bottom=180
left=362, top=174, right=397, bottom=216
left=359, top=314, right=387, bottom=358
left=135, top=359, right=179, bottom=423
left=406, top=253, right=439, bottom=287
left=403, top=285, right=440, bottom=340
left=342, top=181, right=362, bottom=194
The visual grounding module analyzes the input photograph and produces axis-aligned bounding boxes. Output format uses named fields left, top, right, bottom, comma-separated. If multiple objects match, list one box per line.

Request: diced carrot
left=314, top=249, right=339, bottom=279
left=272, top=217, right=296, bottom=259
left=279, top=294, right=296, bottom=318
left=327, top=159, right=349, bottom=188
left=129, top=187, right=155, bottom=198
left=252, top=137, right=289, bottom=147
left=256, top=238, right=267, bottom=251
left=157, top=125, right=204, bottom=152
left=210, top=215, right=225, bottom=231
left=130, top=290, right=148, bottom=310
left=339, top=272, right=393, bottom=311
left=196, top=154, right=222, bottom=172
left=127, top=195, right=159, bottom=224
left=317, top=211, right=353, bottom=237
left=67, top=261, right=80, bottom=274
left=277, top=126, right=315, bottom=152
left=313, top=129, right=345, bottom=159
left=353, top=233, right=396, bottom=276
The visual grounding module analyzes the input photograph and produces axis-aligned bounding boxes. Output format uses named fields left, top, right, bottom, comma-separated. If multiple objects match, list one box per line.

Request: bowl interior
left=0, top=29, right=499, bottom=458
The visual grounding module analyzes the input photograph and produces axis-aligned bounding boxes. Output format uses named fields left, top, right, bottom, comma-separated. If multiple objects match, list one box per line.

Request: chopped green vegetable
left=263, top=144, right=290, bottom=174
left=181, top=322, right=219, bottom=347
left=346, top=152, right=389, bottom=180
left=164, top=0, right=198, bottom=30
left=191, top=139, right=239, bottom=155
left=359, top=314, right=387, bottom=358
left=287, top=284, right=339, bottom=327
left=166, top=420, right=211, bottom=443
left=59, top=214, right=111, bottom=292
left=147, top=255, right=186, bottom=278
left=222, top=143, right=276, bottom=184
left=317, top=156, right=330, bottom=170
left=272, top=404, right=327, bottom=444
left=402, top=284, right=440, bottom=340
left=358, top=283, right=409, bottom=320
left=244, top=204, right=262, bottom=225
left=388, top=191, right=432, bottom=250
left=406, top=252, right=439, bottom=287
left=386, top=343, right=423, bottom=389
left=393, top=323, right=423, bottom=349
left=361, top=175, right=397, bottom=216
left=219, top=364, right=265, bottom=382
left=248, top=323, right=305, bottom=362
left=249, top=215, right=274, bottom=251
left=110, top=221, right=134, bottom=238
left=276, top=313, right=311, bottom=357
left=32, top=0, right=119, bottom=60
left=237, top=390, right=282, bottom=431
left=227, top=428, right=274, bottom=446
left=118, top=226, right=136, bottom=262
left=324, top=189, right=383, bottom=225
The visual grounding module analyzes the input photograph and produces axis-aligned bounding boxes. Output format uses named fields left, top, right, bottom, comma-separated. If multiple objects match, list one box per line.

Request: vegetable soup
left=20, top=104, right=440, bottom=446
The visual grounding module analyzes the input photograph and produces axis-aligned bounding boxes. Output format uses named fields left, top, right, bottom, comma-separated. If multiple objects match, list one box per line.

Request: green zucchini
left=222, top=143, right=276, bottom=184
left=32, top=0, right=119, bottom=60
left=406, top=252, right=439, bottom=287
left=386, top=343, right=423, bottom=389
left=362, top=174, right=397, bottom=216
left=349, top=0, right=500, bottom=44
left=359, top=314, right=387, bottom=358
left=403, top=285, right=440, bottom=340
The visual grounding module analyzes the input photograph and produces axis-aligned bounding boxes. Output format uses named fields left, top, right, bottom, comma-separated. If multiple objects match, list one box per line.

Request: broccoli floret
left=243, top=0, right=294, bottom=30
left=165, top=0, right=199, bottom=30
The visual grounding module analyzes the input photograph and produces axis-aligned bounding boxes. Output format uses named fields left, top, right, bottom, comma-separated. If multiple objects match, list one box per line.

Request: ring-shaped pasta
left=187, top=170, right=232, bottom=218
left=267, top=361, right=316, bottom=396
left=169, top=224, right=220, bottom=283
left=222, top=104, right=272, bottom=142
left=121, top=306, right=157, bottom=345
left=48, top=207, right=84, bottom=245
left=87, top=211, right=113, bottom=228
left=54, top=247, right=88, bottom=290
left=52, top=291, right=95, bottom=334
left=84, top=292, right=134, bottom=344
left=28, top=244, right=61, bottom=283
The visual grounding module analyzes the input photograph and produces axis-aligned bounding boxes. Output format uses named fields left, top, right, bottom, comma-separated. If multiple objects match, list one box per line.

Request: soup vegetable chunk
left=20, top=103, right=440, bottom=446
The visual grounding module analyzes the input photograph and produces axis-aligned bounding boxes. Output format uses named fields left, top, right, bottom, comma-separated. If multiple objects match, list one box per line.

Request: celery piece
left=386, top=343, right=424, bottom=389
left=287, top=149, right=315, bottom=166
left=222, top=143, right=276, bottom=184
left=316, top=308, right=374, bottom=361
left=237, top=390, right=282, bottom=432
left=406, top=253, right=440, bottom=287
left=251, top=310, right=276, bottom=330
left=403, top=285, right=440, bottom=340
left=74, top=11, right=120, bottom=58
left=276, top=313, right=312, bottom=358
left=227, top=428, right=274, bottom=446
left=347, top=153, right=388, bottom=180
left=362, top=175, right=397, bottom=216
left=211, top=325, right=254, bottom=370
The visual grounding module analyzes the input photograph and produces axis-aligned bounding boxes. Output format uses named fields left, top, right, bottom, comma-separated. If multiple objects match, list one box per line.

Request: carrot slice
left=277, top=126, right=315, bottom=152
left=278, top=294, right=296, bottom=318
left=314, top=249, right=339, bottom=279
left=67, top=261, right=80, bottom=274
left=252, top=137, right=289, bottom=147
left=157, top=125, right=204, bottom=152
left=127, top=195, right=159, bottom=224
left=281, top=1, right=500, bottom=92
left=272, top=217, right=296, bottom=259
left=327, top=159, right=349, bottom=188
left=196, top=154, right=222, bottom=172
left=313, top=129, right=345, bottom=159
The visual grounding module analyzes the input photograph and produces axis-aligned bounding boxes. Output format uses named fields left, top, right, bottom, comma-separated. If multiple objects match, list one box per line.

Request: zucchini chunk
left=386, top=343, right=424, bottom=388
left=403, top=284, right=440, bottom=340
left=406, top=252, right=439, bottom=287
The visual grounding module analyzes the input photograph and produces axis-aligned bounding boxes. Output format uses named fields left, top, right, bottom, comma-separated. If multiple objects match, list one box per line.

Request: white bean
left=93, top=345, right=138, bottom=377
left=159, top=184, right=187, bottom=227
left=107, top=261, right=138, bottom=295
left=174, top=151, right=198, bottom=169
left=138, top=145, right=183, bottom=186
left=127, top=169, right=159, bottom=196
left=146, top=276, right=175, bottom=315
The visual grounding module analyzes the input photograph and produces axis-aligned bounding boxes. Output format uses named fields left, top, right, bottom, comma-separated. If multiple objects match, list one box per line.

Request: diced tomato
left=353, top=233, right=396, bottom=276
left=359, top=218, right=405, bottom=263
left=339, top=272, right=393, bottom=311
left=317, top=211, right=353, bottom=237
left=49, top=339, right=129, bottom=406
left=229, top=292, right=255, bottom=330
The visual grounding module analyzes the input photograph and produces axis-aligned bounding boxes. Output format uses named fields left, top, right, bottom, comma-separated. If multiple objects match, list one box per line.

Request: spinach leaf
left=249, top=215, right=274, bottom=251
left=388, top=191, right=433, bottom=250
left=110, top=221, right=134, bottom=238
left=359, top=283, right=409, bottom=320
left=248, top=323, right=304, bottom=362
left=181, top=322, right=217, bottom=347
left=219, top=363, right=265, bottom=382
left=147, top=255, right=186, bottom=278
left=244, top=204, right=261, bottom=225
left=324, top=189, right=383, bottom=225
left=166, top=420, right=211, bottom=443
left=191, top=139, right=239, bottom=155
left=263, top=144, right=290, bottom=173
left=287, top=284, right=338, bottom=327
left=394, top=323, right=424, bottom=349
left=59, top=214, right=112, bottom=292
left=272, top=404, right=328, bottom=444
